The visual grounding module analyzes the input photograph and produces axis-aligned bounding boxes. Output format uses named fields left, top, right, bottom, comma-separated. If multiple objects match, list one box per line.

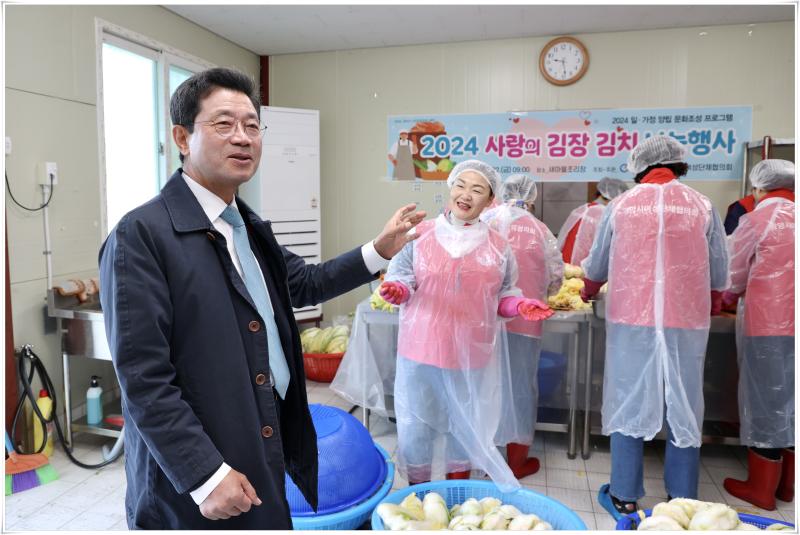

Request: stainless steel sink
left=47, top=289, right=110, bottom=361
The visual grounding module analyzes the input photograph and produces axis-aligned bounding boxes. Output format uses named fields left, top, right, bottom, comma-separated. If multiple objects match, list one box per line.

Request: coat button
left=206, top=232, right=216, bottom=241
left=261, top=425, right=273, bottom=438
left=248, top=320, right=261, bottom=332
left=255, top=373, right=267, bottom=386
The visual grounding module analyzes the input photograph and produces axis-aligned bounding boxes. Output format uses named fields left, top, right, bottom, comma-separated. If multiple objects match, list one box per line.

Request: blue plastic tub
left=371, top=480, right=587, bottom=530
left=538, top=350, right=567, bottom=400
left=291, top=443, right=394, bottom=530
left=615, top=508, right=795, bottom=530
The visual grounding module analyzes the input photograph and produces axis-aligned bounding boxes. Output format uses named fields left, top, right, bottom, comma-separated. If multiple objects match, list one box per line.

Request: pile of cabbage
left=370, top=285, right=397, bottom=313
left=547, top=277, right=591, bottom=311
left=636, top=498, right=792, bottom=531
left=562, top=263, right=583, bottom=280
left=548, top=263, right=608, bottom=311
left=300, top=326, right=350, bottom=354
left=376, top=492, right=553, bottom=531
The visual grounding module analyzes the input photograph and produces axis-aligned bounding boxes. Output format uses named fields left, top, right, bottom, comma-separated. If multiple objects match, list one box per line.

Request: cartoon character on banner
left=388, top=129, right=418, bottom=180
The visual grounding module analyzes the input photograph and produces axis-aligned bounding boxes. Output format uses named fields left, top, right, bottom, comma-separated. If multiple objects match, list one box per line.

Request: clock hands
left=555, top=57, right=567, bottom=78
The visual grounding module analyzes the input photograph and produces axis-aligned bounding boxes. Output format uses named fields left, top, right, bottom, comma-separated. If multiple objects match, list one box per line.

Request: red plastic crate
left=303, top=352, right=345, bottom=382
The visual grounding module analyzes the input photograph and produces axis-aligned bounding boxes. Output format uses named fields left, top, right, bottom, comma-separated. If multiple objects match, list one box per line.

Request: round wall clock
left=539, top=36, right=589, bottom=86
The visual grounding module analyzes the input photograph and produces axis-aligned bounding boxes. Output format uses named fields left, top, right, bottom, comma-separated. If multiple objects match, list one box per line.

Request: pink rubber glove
left=498, top=296, right=524, bottom=318
left=518, top=298, right=555, bottom=321
left=580, top=278, right=605, bottom=303
left=722, top=290, right=741, bottom=308
left=379, top=281, right=410, bottom=305
left=498, top=297, right=554, bottom=321
left=711, top=290, right=723, bottom=316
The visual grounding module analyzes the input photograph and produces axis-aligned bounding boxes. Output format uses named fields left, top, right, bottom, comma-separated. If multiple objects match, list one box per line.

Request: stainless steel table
left=541, top=309, right=592, bottom=459
left=335, top=298, right=592, bottom=458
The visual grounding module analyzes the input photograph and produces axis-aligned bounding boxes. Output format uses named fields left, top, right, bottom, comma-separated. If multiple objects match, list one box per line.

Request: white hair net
left=750, top=159, right=795, bottom=191
left=597, top=177, right=628, bottom=200
left=627, top=135, right=688, bottom=174
left=500, top=174, right=538, bottom=203
left=448, top=159, right=500, bottom=195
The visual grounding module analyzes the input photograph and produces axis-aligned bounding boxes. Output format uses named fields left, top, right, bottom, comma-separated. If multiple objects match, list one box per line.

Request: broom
left=5, top=430, right=58, bottom=495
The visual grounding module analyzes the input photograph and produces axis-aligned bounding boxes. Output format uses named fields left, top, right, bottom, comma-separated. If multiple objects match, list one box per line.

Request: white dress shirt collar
left=182, top=172, right=238, bottom=224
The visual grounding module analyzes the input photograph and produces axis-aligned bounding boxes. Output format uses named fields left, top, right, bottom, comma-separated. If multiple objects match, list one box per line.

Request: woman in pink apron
left=580, top=136, right=729, bottom=519
left=482, top=174, right=563, bottom=478
left=379, top=160, right=553, bottom=491
left=557, top=177, right=628, bottom=266
left=723, top=159, right=795, bottom=510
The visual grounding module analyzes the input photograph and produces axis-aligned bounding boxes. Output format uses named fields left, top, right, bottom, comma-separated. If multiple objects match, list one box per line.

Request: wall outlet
left=39, top=161, right=58, bottom=186
left=5, top=136, right=11, bottom=156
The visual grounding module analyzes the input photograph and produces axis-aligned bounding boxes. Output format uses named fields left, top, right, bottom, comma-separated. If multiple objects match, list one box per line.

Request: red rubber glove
left=379, top=281, right=410, bottom=305
left=518, top=298, right=554, bottom=321
left=711, top=290, right=723, bottom=316
left=722, top=291, right=741, bottom=308
left=580, top=278, right=605, bottom=303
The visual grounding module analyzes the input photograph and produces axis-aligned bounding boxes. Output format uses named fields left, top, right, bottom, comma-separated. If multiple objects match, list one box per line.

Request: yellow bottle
left=32, top=389, right=54, bottom=457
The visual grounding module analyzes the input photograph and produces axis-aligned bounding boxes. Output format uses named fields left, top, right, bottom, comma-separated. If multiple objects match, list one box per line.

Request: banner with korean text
left=386, top=106, right=751, bottom=182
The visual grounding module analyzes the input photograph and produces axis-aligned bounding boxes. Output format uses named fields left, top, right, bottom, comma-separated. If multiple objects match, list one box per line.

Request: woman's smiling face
left=448, top=170, right=494, bottom=220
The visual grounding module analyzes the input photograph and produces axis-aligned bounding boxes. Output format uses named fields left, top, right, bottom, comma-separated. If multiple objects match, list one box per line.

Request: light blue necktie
left=220, top=205, right=290, bottom=398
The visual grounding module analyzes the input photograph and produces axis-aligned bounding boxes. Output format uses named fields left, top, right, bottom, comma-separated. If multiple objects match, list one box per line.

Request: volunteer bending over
left=557, top=176, right=628, bottom=266
left=723, top=159, right=795, bottom=511
left=379, top=160, right=553, bottom=491
left=580, top=136, right=729, bottom=518
left=482, top=174, right=563, bottom=478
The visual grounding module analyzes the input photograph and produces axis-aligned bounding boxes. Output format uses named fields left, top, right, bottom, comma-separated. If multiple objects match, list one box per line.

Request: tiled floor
left=4, top=380, right=796, bottom=530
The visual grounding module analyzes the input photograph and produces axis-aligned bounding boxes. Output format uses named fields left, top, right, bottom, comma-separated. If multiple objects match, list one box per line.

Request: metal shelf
left=70, top=399, right=122, bottom=439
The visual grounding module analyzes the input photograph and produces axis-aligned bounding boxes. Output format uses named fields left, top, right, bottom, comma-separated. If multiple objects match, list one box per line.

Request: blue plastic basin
left=537, top=350, right=567, bottom=400
left=284, top=404, right=387, bottom=516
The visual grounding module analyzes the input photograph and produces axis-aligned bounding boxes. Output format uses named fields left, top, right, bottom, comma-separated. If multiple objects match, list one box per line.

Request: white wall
left=269, top=21, right=795, bottom=318
left=4, top=5, right=259, bottom=417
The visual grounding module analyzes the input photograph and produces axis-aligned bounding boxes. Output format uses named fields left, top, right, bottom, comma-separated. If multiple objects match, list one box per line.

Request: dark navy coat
left=99, top=170, right=375, bottom=529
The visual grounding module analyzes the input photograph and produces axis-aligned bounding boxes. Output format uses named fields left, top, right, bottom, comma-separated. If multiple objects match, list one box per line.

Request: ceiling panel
left=162, top=4, right=795, bottom=56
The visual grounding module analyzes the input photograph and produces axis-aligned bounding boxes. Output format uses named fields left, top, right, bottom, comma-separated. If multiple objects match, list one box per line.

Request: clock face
left=540, top=38, right=588, bottom=85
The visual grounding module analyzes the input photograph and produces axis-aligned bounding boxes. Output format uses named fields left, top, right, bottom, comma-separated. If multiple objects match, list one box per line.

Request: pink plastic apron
left=731, top=197, right=795, bottom=337
left=606, top=182, right=712, bottom=329
left=504, top=215, right=550, bottom=338
left=398, top=219, right=506, bottom=369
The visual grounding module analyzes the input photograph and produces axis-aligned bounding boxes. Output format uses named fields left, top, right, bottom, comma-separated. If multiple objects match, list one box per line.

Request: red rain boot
left=407, top=465, right=431, bottom=486
left=776, top=449, right=794, bottom=502
left=506, top=443, right=540, bottom=479
left=446, top=470, right=471, bottom=480
left=723, top=449, right=782, bottom=510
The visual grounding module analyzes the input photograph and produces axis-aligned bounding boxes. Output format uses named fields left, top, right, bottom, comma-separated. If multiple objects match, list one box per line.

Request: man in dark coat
left=99, top=67, right=425, bottom=529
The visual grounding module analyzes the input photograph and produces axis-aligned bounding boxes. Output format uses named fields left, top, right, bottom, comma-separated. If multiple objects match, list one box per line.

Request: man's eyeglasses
left=193, top=118, right=267, bottom=139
